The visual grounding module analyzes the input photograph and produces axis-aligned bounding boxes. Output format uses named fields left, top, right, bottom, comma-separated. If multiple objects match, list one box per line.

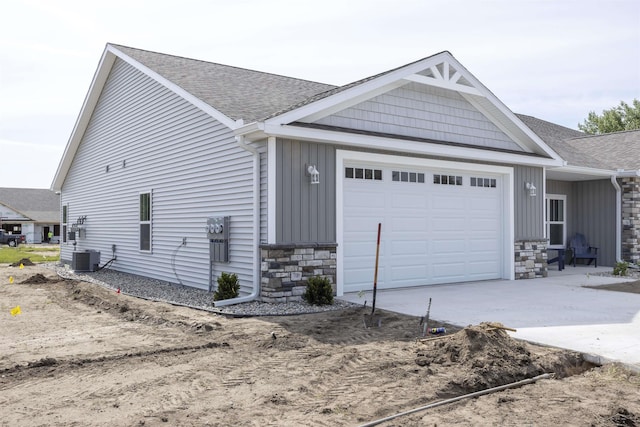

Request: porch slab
left=339, top=265, right=640, bottom=371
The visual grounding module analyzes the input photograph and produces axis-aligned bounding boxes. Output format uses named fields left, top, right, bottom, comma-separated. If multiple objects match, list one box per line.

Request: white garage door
left=342, top=163, right=503, bottom=293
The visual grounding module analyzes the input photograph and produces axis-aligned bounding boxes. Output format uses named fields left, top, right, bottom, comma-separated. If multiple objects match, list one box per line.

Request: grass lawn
left=0, top=245, right=60, bottom=264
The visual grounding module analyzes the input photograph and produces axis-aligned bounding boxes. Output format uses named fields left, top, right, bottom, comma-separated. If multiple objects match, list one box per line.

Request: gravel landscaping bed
left=48, top=264, right=358, bottom=317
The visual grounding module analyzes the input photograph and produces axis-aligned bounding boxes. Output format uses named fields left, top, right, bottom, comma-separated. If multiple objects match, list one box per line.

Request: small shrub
left=302, top=276, right=334, bottom=305
left=213, top=272, right=240, bottom=301
left=613, top=262, right=629, bottom=276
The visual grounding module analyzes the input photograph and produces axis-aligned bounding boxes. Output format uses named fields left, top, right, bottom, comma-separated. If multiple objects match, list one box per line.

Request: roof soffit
left=263, top=52, right=561, bottom=160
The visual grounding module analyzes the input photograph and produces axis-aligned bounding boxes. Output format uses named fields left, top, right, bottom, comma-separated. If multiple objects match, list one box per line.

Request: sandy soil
left=1, top=263, right=639, bottom=427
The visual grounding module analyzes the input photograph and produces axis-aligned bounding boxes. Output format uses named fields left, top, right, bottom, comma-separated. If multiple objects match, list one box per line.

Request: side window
left=62, top=204, right=68, bottom=243
left=139, top=192, right=152, bottom=252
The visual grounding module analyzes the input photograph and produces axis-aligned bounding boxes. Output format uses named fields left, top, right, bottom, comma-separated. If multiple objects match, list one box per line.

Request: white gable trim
left=52, top=44, right=237, bottom=192
left=109, top=45, right=238, bottom=130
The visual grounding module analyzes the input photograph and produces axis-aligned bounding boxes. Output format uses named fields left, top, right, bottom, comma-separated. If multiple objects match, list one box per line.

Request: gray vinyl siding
left=313, top=83, right=522, bottom=151
left=514, top=165, right=544, bottom=240
left=546, top=179, right=616, bottom=267
left=60, top=58, right=256, bottom=293
left=275, top=139, right=336, bottom=243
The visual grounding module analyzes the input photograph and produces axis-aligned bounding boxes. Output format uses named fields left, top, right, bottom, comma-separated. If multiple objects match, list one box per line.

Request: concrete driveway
left=339, top=266, right=640, bottom=371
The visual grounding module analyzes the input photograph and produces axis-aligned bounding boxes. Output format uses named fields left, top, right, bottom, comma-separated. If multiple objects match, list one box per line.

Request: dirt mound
left=10, top=258, right=35, bottom=267
left=416, top=322, right=592, bottom=397
left=20, top=273, right=57, bottom=284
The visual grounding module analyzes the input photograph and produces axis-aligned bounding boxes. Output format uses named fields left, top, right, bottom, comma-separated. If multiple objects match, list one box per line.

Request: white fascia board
left=549, top=165, right=619, bottom=178
left=52, top=47, right=116, bottom=192
left=263, top=123, right=564, bottom=168
left=267, top=52, right=454, bottom=125
left=109, top=45, right=237, bottom=130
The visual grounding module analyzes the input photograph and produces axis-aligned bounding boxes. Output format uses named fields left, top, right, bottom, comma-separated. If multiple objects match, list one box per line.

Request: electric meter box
left=207, top=216, right=230, bottom=262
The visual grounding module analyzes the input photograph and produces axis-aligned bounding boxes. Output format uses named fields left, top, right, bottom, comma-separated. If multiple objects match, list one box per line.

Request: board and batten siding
left=546, top=179, right=617, bottom=267
left=275, top=139, right=336, bottom=243
left=514, top=165, right=544, bottom=240
left=60, top=58, right=257, bottom=293
left=312, top=83, right=522, bottom=152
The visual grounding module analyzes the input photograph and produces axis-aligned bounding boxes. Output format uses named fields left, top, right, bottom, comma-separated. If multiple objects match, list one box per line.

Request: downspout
left=213, top=135, right=261, bottom=306
left=611, top=174, right=623, bottom=263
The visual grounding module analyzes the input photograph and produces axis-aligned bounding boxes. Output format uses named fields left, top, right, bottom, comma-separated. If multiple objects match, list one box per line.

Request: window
left=345, top=167, right=382, bottom=181
left=62, top=204, right=68, bottom=243
left=139, top=192, right=152, bottom=251
left=434, top=174, right=462, bottom=185
left=546, top=194, right=566, bottom=248
left=392, top=170, right=425, bottom=183
left=470, top=177, right=497, bottom=188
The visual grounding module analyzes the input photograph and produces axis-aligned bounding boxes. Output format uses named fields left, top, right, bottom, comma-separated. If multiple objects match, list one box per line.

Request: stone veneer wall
left=260, top=243, right=337, bottom=302
left=621, top=177, right=640, bottom=264
left=514, top=240, right=548, bottom=279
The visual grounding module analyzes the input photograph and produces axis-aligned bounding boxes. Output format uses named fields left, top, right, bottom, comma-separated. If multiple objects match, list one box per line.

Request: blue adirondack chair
left=568, top=233, right=598, bottom=267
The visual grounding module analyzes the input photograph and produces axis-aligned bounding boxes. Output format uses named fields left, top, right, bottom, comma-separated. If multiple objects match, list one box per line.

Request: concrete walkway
left=339, top=266, right=640, bottom=371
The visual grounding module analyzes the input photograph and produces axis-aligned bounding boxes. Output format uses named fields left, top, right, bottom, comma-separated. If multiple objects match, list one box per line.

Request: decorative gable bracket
left=403, top=61, right=481, bottom=96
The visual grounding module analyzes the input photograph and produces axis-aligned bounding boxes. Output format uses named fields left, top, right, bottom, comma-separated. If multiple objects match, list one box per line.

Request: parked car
left=0, top=230, right=26, bottom=247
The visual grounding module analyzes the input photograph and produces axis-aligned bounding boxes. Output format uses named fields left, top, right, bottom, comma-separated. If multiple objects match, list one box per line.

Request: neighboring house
left=50, top=44, right=637, bottom=304
left=0, top=188, right=60, bottom=243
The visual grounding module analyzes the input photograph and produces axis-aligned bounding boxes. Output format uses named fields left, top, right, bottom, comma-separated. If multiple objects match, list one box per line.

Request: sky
left=1, top=0, right=639, bottom=189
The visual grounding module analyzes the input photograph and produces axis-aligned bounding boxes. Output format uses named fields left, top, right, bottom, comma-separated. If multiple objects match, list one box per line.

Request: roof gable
left=257, top=51, right=561, bottom=160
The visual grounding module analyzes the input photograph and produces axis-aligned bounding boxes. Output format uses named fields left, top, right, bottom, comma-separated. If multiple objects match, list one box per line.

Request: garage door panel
left=391, top=217, right=429, bottom=232
left=390, top=239, right=428, bottom=255
left=391, top=192, right=428, bottom=209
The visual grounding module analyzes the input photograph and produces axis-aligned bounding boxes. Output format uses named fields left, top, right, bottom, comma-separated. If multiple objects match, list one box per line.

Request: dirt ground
left=1, top=264, right=639, bottom=427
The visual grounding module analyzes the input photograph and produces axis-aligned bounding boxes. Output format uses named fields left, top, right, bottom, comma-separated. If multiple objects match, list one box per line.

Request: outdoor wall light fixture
left=525, top=182, right=537, bottom=197
left=306, top=164, right=320, bottom=184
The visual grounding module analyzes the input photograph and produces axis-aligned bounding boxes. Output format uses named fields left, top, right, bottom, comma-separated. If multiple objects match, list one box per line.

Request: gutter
left=213, top=135, right=261, bottom=307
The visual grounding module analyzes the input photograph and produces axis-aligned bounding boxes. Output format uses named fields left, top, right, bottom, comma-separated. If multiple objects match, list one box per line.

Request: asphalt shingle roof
left=113, top=44, right=336, bottom=123
left=517, top=114, right=640, bottom=171
left=0, top=188, right=60, bottom=223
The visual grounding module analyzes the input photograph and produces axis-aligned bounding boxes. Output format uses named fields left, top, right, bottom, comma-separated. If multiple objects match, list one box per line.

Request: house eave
left=239, top=121, right=563, bottom=168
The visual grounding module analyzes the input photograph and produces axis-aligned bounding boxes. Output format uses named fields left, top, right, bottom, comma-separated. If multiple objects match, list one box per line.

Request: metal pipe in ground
left=357, top=373, right=555, bottom=427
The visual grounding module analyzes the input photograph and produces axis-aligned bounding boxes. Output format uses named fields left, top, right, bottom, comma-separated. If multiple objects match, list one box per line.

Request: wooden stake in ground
left=364, top=223, right=382, bottom=328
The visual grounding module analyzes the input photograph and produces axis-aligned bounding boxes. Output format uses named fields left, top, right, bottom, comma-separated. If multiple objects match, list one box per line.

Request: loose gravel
left=48, top=264, right=359, bottom=317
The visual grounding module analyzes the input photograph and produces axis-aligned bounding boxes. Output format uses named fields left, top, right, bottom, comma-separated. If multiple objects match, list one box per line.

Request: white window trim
left=546, top=193, right=566, bottom=249
left=139, top=190, right=152, bottom=253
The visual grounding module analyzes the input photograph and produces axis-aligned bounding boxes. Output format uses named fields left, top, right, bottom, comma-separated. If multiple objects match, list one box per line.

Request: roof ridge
left=568, top=127, right=640, bottom=141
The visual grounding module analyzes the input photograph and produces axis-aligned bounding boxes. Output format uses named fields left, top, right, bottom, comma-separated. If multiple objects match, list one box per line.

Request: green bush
left=613, top=262, right=629, bottom=276
left=302, top=276, right=334, bottom=305
left=213, top=272, right=240, bottom=301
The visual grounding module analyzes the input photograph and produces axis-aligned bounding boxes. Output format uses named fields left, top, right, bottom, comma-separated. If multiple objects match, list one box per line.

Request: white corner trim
left=267, top=137, right=277, bottom=244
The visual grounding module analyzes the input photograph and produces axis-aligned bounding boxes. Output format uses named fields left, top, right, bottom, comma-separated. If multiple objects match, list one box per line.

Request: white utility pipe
left=213, top=135, right=261, bottom=307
